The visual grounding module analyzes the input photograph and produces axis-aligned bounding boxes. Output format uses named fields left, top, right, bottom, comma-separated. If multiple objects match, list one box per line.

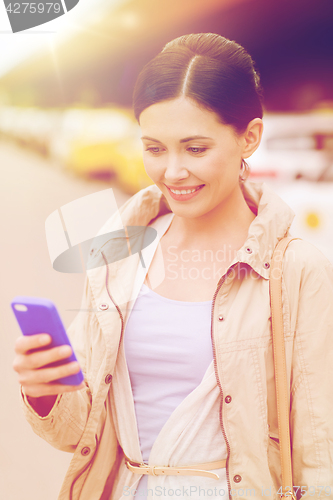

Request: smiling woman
left=139, top=97, right=261, bottom=220
left=133, top=34, right=264, bottom=302
left=14, top=33, right=333, bottom=500
left=138, top=96, right=263, bottom=301
left=133, top=34, right=264, bottom=240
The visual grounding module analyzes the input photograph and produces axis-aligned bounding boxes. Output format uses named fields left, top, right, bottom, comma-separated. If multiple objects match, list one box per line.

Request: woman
left=13, top=33, right=333, bottom=500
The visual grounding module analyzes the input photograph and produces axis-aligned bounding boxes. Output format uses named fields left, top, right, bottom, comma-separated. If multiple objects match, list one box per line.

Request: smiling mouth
left=166, top=185, right=204, bottom=195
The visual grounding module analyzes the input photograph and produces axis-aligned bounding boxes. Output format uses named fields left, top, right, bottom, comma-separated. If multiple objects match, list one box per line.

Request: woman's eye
left=188, top=147, right=207, bottom=154
left=145, top=147, right=162, bottom=154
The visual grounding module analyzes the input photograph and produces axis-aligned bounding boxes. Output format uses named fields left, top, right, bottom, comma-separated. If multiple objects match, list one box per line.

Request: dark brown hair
left=133, top=33, right=263, bottom=134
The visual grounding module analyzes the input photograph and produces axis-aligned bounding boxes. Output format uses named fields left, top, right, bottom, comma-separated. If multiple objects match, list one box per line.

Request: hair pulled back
left=133, top=33, right=263, bottom=134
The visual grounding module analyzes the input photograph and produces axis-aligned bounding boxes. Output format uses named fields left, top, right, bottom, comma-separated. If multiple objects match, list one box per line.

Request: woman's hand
left=13, top=333, right=85, bottom=401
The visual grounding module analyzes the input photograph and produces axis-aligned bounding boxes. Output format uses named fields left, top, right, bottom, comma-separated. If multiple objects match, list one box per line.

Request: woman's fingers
left=17, top=358, right=81, bottom=385
left=15, top=344, right=73, bottom=371
left=13, top=334, right=85, bottom=398
left=13, top=335, right=74, bottom=373
left=14, top=333, right=51, bottom=354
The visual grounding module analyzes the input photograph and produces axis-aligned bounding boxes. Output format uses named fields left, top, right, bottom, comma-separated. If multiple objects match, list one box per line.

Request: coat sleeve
left=286, top=242, right=333, bottom=499
left=20, top=275, right=96, bottom=453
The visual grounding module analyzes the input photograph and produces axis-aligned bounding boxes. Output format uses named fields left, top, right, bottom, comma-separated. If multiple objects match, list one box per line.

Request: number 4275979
left=6, top=3, right=61, bottom=14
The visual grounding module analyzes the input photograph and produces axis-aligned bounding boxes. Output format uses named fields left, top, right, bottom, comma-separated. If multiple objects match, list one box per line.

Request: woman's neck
left=168, top=185, right=256, bottom=250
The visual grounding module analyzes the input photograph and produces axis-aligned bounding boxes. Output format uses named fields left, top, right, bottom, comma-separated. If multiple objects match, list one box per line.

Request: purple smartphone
left=11, top=296, right=84, bottom=385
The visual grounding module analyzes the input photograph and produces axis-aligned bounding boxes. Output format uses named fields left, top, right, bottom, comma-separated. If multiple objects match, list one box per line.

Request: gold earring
left=239, top=159, right=249, bottom=182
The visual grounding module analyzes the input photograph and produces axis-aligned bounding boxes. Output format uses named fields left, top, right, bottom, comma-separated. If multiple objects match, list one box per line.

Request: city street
left=0, top=141, right=130, bottom=500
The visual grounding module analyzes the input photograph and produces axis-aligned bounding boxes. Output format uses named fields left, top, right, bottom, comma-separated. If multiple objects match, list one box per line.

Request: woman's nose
left=163, top=154, right=189, bottom=181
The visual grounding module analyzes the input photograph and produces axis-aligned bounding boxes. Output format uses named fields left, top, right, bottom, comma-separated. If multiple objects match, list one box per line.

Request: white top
left=124, top=283, right=214, bottom=499
left=109, top=213, right=229, bottom=500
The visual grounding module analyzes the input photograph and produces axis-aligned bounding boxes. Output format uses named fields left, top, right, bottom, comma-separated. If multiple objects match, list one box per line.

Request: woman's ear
left=242, top=118, right=264, bottom=159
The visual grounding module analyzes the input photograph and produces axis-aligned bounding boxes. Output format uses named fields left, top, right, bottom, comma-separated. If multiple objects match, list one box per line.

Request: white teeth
left=170, top=187, right=201, bottom=195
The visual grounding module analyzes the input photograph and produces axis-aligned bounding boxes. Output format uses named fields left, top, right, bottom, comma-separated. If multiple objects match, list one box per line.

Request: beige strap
left=126, top=458, right=227, bottom=480
left=270, top=236, right=301, bottom=500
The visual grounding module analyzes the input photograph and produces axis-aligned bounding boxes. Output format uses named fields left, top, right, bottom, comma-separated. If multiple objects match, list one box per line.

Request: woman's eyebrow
left=141, top=135, right=213, bottom=143
left=179, top=136, right=213, bottom=143
left=141, top=136, right=163, bottom=143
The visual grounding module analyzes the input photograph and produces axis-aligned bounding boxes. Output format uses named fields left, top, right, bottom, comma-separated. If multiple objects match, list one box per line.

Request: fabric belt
left=125, top=458, right=227, bottom=480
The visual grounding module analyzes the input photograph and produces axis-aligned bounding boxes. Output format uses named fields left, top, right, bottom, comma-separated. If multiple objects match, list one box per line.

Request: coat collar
left=237, top=181, right=295, bottom=279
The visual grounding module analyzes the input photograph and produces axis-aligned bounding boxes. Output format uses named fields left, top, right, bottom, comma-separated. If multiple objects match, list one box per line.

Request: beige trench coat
left=21, top=181, right=333, bottom=500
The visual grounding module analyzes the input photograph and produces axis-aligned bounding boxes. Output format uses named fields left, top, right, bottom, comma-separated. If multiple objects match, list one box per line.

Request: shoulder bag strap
left=269, top=236, right=301, bottom=500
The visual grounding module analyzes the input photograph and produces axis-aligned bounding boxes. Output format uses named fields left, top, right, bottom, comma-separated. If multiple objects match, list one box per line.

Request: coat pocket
left=267, top=431, right=282, bottom=492
left=268, top=432, right=280, bottom=451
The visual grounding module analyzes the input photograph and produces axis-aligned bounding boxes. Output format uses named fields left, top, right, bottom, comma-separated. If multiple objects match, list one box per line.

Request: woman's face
left=139, top=96, right=252, bottom=219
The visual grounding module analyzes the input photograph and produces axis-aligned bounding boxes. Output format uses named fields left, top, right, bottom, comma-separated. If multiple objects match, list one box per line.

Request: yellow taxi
left=50, top=106, right=153, bottom=193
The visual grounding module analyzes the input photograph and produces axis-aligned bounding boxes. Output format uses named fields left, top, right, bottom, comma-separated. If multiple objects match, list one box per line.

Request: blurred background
left=1, top=0, right=333, bottom=498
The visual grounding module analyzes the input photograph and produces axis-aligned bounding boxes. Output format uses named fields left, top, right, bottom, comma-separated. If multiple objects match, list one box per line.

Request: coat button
left=225, top=395, right=232, bottom=403
left=81, top=447, right=91, bottom=456
left=105, top=374, right=112, bottom=384
left=245, top=247, right=252, bottom=254
left=263, top=262, right=270, bottom=269
left=99, top=303, right=109, bottom=311
left=218, top=315, right=224, bottom=321
left=233, top=475, right=242, bottom=483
